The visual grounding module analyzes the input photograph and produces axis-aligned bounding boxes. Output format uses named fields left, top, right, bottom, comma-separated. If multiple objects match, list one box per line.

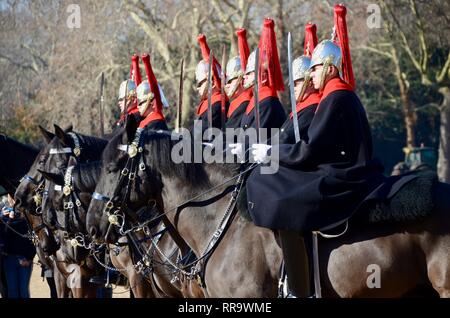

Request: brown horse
left=87, top=123, right=450, bottom=297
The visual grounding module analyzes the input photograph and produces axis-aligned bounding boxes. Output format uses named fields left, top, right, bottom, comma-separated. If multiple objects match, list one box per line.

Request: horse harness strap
left=181, top=172, right=247, bottom=294
left=48, top=132, right=82, bottom=158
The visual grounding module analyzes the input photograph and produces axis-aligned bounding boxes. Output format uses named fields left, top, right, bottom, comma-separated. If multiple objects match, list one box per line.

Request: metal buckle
left=75, top=200, right=82, bottom=207
left=121, top=168, right=129, bottom=176
left=139, top=163, right=146, bottom=171
left=129, top=172, right=136, bottom=180
left=64, top=201, right=74, bottom=209
left=213, top=229, right=222, bottom=238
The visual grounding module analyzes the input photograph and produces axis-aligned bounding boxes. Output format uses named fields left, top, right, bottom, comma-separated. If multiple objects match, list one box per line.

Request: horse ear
left=38, top=169, right=64, bottom=186
left=124, top=115, right=137, bottom=144
left=39, top=125, right=55, bottom=144
left=54, top=124, right=71, bottom=146
left=64, top=125, right=73, bottom=133
left=68, top=156, right=77, bottom=167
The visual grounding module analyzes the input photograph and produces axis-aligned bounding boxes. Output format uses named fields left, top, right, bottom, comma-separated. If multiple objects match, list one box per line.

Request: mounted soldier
left=194, top=34, right=227, bottom=134
left=240, top=18, right=286, bottom=140
left=279, top=23, right=320, bottom=145
left=135, top=53, right=169, bottom=131
left=224, top=28, right=253, bottom=129
left=247, top=5, right=386, bottom=297
left=116, top=54, right=143, bottom=128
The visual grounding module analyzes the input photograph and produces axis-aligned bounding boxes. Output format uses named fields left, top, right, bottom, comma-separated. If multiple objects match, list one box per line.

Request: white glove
left=202, top=142, right=214, bottom=148
left=251, top=143, right=272, bottom=163
left=229, top=143, right=243, bottom=156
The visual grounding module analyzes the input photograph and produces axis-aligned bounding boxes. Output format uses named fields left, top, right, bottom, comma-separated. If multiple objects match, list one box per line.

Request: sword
left=206, top=50, right=214, bottom=140
left=220, top=45, right=227, bottom=131
left=176, top=58, right=184, bottom=133
left=253, top=47, right=260, bottom=143
left=99, top=72, right=105, bottom=137
left=288, top=32, right=301, bottom=143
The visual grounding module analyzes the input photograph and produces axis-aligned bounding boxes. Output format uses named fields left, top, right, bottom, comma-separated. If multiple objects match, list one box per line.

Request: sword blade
left=176, top=58, right=184, bottom=133
left=288, top=32, right=301, bottom=143
left=220, top=45, right=227, bottom=131
left=207, top=51, right=214, bottom=137
left=253, top=47, right=260, bottom=143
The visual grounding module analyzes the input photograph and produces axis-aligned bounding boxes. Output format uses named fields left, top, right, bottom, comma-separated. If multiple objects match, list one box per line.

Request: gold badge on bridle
left=128, top=144, right=138, bottom=158
left=73, top=147, right=81, bottom=157
left=63, top=185, right=71, bottom=196
left=33, top=194, right=42, bottom=206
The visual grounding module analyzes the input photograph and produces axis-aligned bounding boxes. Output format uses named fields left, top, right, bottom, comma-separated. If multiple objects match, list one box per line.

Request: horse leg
left=424, top=182, right=450, bottom=298
left=53, top=262, right=70, bottom=298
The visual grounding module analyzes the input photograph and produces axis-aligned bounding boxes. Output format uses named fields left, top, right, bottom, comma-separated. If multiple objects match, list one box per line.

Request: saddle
left=364, top=170, right=437, bottom=223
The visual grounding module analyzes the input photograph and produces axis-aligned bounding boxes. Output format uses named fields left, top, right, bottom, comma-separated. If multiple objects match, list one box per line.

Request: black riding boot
left=279, top=230, right=312, bottom=298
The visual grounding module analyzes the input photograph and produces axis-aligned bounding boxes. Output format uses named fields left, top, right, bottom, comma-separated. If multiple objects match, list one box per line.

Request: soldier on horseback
left=247, top=4, right=386, bottom=297
left=278, top=23, right=320, bottom=145
left=239, top=18, right=286, bottom=138
left=195, top=34, right=227, bottom=133
left=224, top=28, right=253, bottom=129
left=135, top=53, right=169, bottom=131
left=116, top=54, right=143, bottom=128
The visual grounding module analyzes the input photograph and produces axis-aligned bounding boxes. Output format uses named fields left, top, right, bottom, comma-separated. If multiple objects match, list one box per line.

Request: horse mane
left=74, top=161, right=101, bottom=193
left=143, top=130, right=209, bottom=187
left=102, top=127, right=241, bottom=189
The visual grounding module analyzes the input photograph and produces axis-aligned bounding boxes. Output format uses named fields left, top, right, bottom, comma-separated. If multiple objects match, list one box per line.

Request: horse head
left=87, top=116, right=162, bottom=244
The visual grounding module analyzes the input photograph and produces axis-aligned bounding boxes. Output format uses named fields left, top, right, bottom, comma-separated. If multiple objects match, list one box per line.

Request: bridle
left=91, top=129, right=257, bottom=294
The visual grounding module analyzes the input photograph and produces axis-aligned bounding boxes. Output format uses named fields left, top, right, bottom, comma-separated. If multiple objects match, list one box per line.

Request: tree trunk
left=392, top=48, right=416, bottom=148
left=438, top=86, right=450, bottom=182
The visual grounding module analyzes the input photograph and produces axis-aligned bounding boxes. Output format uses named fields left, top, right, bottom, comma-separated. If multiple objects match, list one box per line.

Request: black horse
left=87, top=116, right=450, bottom=297
left=0, top=134, right=39, bottom=195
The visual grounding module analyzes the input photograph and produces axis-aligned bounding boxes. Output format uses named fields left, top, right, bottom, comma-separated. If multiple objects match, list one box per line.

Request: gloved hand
left=251, top=143, right=272, bottom=163
left=202, top=142, right=214, bottom=148
left=229, top=143, right=243, bottom=156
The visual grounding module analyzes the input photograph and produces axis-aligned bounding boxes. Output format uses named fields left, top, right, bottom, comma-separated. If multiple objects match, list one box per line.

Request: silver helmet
left=309, top=40, right=342, bottom=74
left=245, top=50, right=256, bottom=75
left=118, top=79, right=137, bottom=100
left=195, top=60, right=209, bottom=86
left=136, top=81, right=153, bottom=103
left=225, top=56, right=243, bottom=97
left=226, top=56, right=243, bottom=81
left=292, top=56, right=312, bottom=82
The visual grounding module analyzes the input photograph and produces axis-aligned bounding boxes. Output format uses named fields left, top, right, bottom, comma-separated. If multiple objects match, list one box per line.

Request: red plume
left=197, top=34, right=221, bottom=88
left=130, top=54, right=142, bottom=86
left=304, top=23, right=318, bottom=57
left=334, top=4, right=355, bottom=89
left=236, top=28, right=250, bottom=71
left=258, top=18, right=284, bottom=91
left=141, top=53, right=163, bottom=115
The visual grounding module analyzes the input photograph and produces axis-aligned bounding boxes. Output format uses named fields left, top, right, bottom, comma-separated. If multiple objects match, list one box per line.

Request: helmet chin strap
left=319, top=59, right=331, bottom=93
left=297, top=73, right=312, bottom=103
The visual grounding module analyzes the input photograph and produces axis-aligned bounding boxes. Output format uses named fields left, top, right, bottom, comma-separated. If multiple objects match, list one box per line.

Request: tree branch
left=409, top=0, right=428, bottom=72
left=358, top=45, right=394, bottom=59
left=381, top=1, right=421, bottom=72
left=437, top=51, right=450, bottom=84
